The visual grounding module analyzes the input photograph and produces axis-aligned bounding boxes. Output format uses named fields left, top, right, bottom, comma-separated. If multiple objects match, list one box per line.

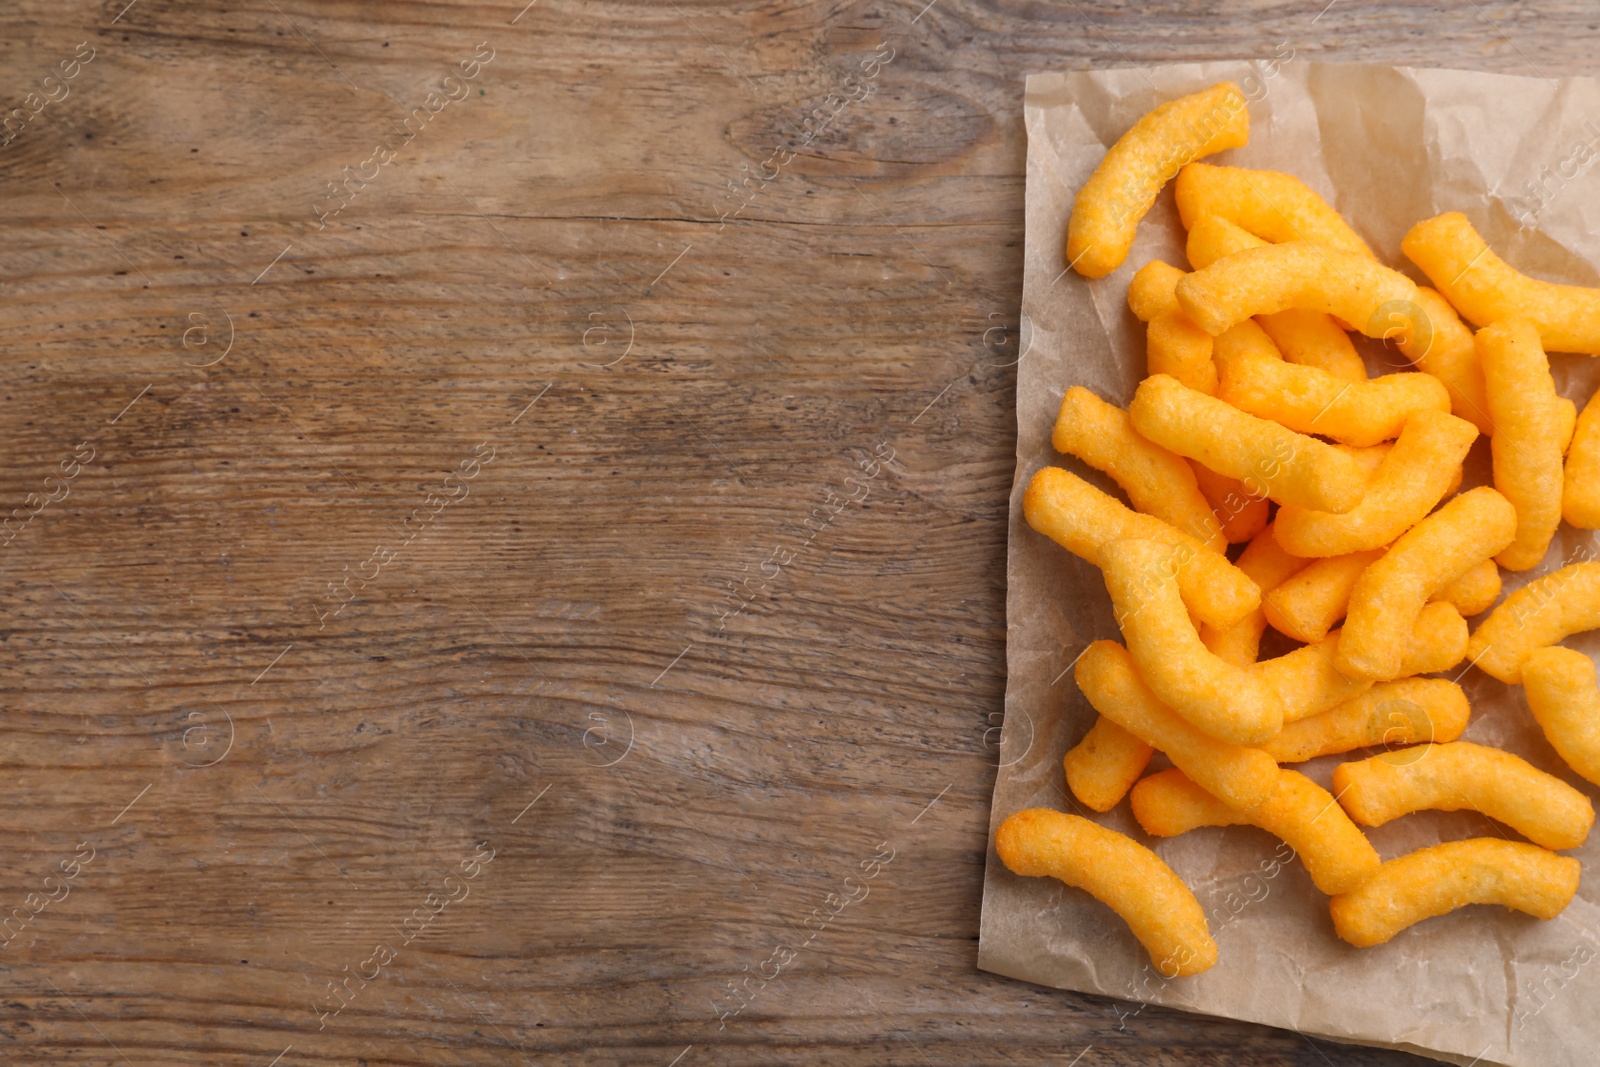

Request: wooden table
left=0, top=1, right=1590, bottom=1063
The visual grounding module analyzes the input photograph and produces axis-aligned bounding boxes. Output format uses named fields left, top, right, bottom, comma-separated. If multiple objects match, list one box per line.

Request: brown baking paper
left=981, top=61, right=1600, bottom=1067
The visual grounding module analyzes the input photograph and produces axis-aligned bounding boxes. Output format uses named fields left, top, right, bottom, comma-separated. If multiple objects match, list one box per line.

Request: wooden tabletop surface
left=0, top=1, right=1592, bottom=1064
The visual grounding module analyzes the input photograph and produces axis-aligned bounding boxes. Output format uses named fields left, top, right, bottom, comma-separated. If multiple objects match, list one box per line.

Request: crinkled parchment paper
left=981, top=62, right=1600, bottom=1067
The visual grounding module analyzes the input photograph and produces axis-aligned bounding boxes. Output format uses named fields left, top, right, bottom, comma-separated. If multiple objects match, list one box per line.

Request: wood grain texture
left=0, top=0, right=1592, bottom=1063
